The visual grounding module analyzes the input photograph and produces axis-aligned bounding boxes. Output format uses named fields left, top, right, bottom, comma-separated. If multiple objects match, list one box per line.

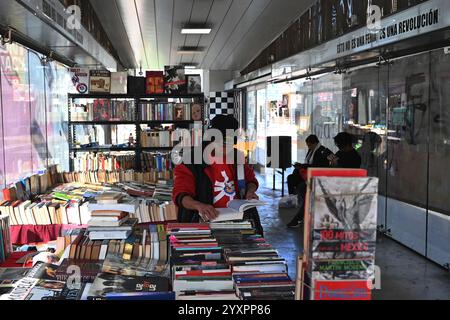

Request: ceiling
left=90, top=0, right=315, bottom=72
left=0, top=0, right=117, bottom=69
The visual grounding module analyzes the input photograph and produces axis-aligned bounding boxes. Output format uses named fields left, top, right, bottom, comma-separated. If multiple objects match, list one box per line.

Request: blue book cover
left=234, top=276, right=291, bottom=283
left=105, top=292, right=175, bottom=300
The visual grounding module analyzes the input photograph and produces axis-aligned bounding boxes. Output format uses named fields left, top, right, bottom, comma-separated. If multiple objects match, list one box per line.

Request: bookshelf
left=68, top=93, right=205, bottom=172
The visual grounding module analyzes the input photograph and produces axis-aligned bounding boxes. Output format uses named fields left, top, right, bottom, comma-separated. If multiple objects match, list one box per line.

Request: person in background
left=287, top=135, right=333, bottom=228
left=329, top=132, right=362, bottom=169
left=172, top=115, right=264, bottom=236
left=359, top=132, right=382, bottom=176
left=287, top=135, right=333, bottom=195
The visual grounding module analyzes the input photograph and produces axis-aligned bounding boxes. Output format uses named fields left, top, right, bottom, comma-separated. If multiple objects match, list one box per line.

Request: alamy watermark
left=367, top=5, right=382, bottom=31
left=66, top=5, right=81, bottom=30
left=168, top=124, right=283, bottom=167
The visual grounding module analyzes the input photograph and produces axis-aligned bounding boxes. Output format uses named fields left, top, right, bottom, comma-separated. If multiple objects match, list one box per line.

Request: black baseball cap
left=209, top=115, right=239, bottom=137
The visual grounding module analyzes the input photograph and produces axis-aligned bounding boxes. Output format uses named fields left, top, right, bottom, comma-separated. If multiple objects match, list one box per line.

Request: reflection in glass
left=386, top=53, right=429, bottom=208
left=0, top=43, right=33, bottom=184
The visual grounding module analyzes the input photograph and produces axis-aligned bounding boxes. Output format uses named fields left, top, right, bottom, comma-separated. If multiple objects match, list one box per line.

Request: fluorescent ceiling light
left=181, top=28, right=211, bottom=34
left=184, top=65, right=197, bottom=69
left=177, top=47, right=204, bottom=54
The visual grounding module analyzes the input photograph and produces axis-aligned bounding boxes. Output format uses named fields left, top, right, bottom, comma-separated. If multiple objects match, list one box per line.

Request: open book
left=212, top=200, right=267, bottom=223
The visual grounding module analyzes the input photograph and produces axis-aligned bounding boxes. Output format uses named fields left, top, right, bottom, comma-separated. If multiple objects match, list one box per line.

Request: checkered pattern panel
left=208, top=91, right=235, bottom=120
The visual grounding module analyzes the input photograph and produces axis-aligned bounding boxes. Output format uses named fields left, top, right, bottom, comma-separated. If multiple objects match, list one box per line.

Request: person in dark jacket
left=172, top=115, right=263, bottom=235
left=329, top=132, right=362, bottom=169
left=287, top=135, right=333, bottom=195
left=287, top=135, right=333, bottom=228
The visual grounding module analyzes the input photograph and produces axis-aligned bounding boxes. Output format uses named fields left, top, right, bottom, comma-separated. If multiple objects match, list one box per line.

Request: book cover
left=187, top=74, right=202, bottom=94
left=25, top=279, right=66, bottom=300
left=93, top=99, right=112, bottom=121
left=0, top=277, right=38, bottom=300
left=26, top=262, right=59, bottom=280
left=164, top=66, right=186, bottom=94
left=127, top=76, right=146, bottom=95
left=110, top=72, right=128, bottom=94
left=86, top=273, right=170, bottom=300
left=0, top=268, right=30, bottom=288
left=70, top=68, right=89, bottom=94
left=312, top=280, right=371, bottom=300
left=311, top=177, right=378, bottom=231
left=105, top=291, right=175, bottom=300
left=146, top=71, right=164, bottom=94
left=102, top=252, right=170, bottom=277
left=89, top=70, right=111, bottom=93
left=46, top=283, right=86, bottom=300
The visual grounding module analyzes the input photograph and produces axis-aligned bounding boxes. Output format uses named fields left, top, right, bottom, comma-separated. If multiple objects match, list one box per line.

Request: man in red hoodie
left=172, top=115, right=263, bottom=235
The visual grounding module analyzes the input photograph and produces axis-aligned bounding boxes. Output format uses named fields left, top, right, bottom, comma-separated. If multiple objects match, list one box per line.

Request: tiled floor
left=256, top=171, right=450, bottom=300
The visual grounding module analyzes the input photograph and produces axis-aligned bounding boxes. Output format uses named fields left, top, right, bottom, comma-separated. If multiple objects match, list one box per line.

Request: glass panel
left=29, top=51, right=48, bottom=172
left=386, top=53, right=429, bottom=207
left=311, top=73, right=343, bottom=153
left=246, top=90, right=257, bottom=164
left=429, top=49, right=450, bottom=216
left=385, top=52, right=430, bottom=255
left=246, top=91, right=256, bottom=132
left=46, top=61, right=70, bottom=171
left=342, top=65, right=388, bottom=178
left=256, top=89, right=267, bottom=166
left=292, top=79, right=313, bottom=162
left=265, top=82, right=300, bottom=162
left=0, top=43, right=32, bottom=184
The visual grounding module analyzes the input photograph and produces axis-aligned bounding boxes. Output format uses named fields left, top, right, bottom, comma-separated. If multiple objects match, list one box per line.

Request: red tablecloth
left=0, top=251, right=33, bottom=268
left=10, top=225, right=62, bottom=245
left=10, top=225, right=86, bottom=245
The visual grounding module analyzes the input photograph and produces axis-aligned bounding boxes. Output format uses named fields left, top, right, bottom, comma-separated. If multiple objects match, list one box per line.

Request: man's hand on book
left=195, top=203, right=219, bottom=222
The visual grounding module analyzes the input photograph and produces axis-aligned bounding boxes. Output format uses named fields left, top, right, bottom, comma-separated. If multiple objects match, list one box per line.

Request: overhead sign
left=336, top=7, right=440, bottom=55
left=272, top=0, right=450, bottom=76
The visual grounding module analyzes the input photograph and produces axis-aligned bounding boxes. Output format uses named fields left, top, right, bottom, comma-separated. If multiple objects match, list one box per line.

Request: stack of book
left=302, top=172, right=378, bottom=301
left=153, top=185, right=173, bottom=202
left=2, top=165, right=60, bottom=201
left=140, top=102, right=192, bottom=121
left=0, top=198, right=89, bottom=226
left=166, top=222, right=294, bottom=300
left=87, top=192, right=138, bottom=240
left=211, top=222, right=295, bottom=300
left=61, top=170, right=172, bottom=185
left=134, top=199, right=177, bottom=224
left=56, top=228, right=85, bottom=255
left=167, top=223, right=237, bottom=300
left=79, top=99, right=135, bottom=122
left=0, top=215, right=12, bottom=263
left=141, top=151, right=173, bottom=174
left=81, top=224, right=172, bottom=300
left=140, top=128, right=174, bottom=148
left=0, top=223, right=174, bottom=300
left=73, top=153, right=136, bottom=172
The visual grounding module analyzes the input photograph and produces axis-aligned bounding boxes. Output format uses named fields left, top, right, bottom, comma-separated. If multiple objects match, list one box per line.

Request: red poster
left=313, top=280, right=371, bottom=300
left=146, top=71, right=164, bottom=94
